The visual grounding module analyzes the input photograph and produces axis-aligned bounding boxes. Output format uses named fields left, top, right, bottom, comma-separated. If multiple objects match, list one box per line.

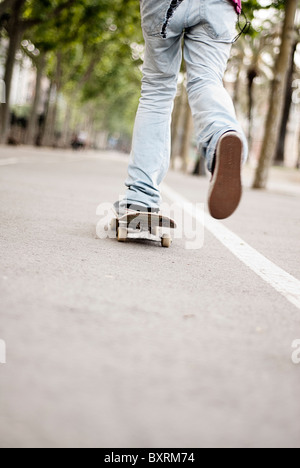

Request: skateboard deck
left=112, top=211, right=177, bottom=248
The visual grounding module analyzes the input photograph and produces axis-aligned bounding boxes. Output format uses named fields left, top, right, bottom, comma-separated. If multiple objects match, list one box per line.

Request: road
left=0, top=146, right=300, bottom=448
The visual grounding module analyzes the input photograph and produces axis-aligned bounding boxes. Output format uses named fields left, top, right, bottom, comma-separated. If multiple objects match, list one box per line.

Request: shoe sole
left=208, top=132, right=243, bottom=220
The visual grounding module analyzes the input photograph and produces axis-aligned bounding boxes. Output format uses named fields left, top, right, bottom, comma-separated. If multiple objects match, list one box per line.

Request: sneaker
left=208, top=132, right=243, bottom=220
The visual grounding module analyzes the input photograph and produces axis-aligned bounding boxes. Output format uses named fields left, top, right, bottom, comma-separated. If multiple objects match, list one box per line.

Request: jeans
left=122, top=0, right=248, bottom=210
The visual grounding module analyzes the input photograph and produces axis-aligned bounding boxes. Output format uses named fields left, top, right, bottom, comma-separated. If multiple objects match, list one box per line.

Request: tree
left=0, top=0, right=76, bottom=143
left=253, top=0, right=298, bottom=189
left=22, top=47, right=46, bottom=145
left=245, top=29, right=278, bottom=150
left=19, top=0, right=143, bottom=147
left=274, top=39, right=298, bottom=165
left=0, top=0, right=26, bottom=143
left=0, top=0, right=18, bottom=17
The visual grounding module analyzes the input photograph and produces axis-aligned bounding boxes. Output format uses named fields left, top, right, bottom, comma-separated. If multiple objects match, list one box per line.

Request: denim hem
left=206, top=127, right=248, bottom=173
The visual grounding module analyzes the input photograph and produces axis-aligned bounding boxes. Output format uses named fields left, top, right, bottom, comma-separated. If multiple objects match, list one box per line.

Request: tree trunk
left=274, top=41, right=297, bottom=165
left=233, top=66, right=242, bottom=107
left=61, top=103, right=74, bottom=148
left=36, top=81, right=51, bottom=146
left=41, top=52, right=62, bottom=147
left=25, top=54, right=46, bottom=145
left=180, top=91, right=193, bottom=173
left=253, top=0, right=298, bottom=189
left=193, top=154, right=207, bottom=176
left=247, top=67, right=258, bottom=151
left=0, top=0, right=18, bottom=17
left=0, top=0, right=25, bottom=143
left=41, top=85, right=58, bottom=147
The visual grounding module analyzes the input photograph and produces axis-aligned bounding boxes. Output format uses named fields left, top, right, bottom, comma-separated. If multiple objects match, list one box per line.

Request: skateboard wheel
left=161, top=234, right=172, bottom=248
left=117, top=227, right=127, bottom=242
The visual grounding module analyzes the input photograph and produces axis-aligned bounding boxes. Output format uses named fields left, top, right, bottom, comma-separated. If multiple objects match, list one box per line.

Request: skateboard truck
left=111, top=212, right=176, bottom=248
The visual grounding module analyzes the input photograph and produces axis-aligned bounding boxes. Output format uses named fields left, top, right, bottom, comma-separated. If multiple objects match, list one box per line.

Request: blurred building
left=0, top=40, right=48, bottom=114
left=10, top=52, right=36, bottom=108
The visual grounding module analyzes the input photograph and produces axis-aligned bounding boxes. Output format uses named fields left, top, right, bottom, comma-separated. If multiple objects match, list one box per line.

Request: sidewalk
left=0, top=147, right=299, bottom=448
left=1, top=144, right=300, bottom=197
left=243, top=164, right=300, bottom=198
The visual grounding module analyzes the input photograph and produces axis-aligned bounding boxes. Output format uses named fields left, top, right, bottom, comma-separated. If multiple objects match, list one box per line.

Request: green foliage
left=242, top=0, right=285, bottom=17
left=23, top=0, right=143, bottom=138
left=240, top=0, right=285, bottom=38
left=0, top=0, right=291, bottom=142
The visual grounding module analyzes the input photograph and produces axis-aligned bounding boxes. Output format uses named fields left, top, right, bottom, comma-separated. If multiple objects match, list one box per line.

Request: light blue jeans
left=122, top=0, right=248, bottom=210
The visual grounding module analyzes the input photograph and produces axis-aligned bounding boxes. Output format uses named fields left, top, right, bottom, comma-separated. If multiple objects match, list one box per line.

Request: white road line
left=0, top=158, right=18, bottom=166
left=162, top=183, right=300, bottom=311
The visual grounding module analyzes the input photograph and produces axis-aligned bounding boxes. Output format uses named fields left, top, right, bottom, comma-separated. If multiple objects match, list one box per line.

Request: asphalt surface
left=0, top=146, right=299, bottom=448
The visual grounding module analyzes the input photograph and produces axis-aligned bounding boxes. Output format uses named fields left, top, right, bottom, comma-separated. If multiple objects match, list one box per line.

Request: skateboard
left=111, top=211, right=177, bottom=248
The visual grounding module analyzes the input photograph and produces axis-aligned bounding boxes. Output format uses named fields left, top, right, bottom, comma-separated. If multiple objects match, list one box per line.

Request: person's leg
left=184, top=0, right=248, bottom=173
left=183, top=0, right=248, bottom=219
left=119, top=2, right=184, bottom=212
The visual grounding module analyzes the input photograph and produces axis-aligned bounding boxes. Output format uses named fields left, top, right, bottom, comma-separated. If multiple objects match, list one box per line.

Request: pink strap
left=231, top=0, right=242, bottom=15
